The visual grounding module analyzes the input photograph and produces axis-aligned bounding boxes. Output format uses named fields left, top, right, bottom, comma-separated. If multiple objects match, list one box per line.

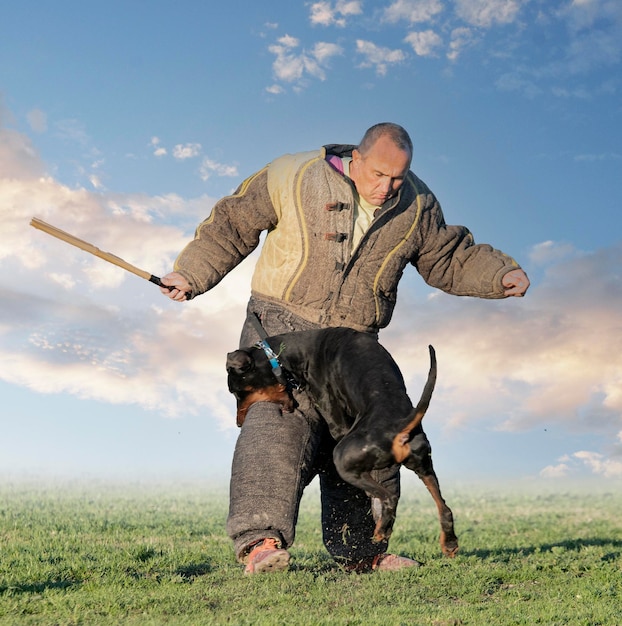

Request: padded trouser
left=226, top=298, right=400, bottom=564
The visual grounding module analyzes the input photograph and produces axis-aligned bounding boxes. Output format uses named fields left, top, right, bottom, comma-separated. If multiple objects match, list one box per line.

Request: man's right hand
left=159, top=272, right=191, bottom=301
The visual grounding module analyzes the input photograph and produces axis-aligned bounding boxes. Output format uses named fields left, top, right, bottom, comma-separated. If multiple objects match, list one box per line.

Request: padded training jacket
left=173, top=144, right=521, bottom=333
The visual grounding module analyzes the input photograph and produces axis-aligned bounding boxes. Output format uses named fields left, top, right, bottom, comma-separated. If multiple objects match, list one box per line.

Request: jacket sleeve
left=414, top=195, right=520, bottom=299
left=173, top=166, right=278, bottom=298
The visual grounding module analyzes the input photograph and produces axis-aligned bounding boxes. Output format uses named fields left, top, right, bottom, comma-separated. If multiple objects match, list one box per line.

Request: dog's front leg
left=368, top=494, right=398, bottom=542
left=334, top=439, right=400, bottom=542
left=336, top=469, right=398, bottom=542
left=368, top=486, right=398, bottom=542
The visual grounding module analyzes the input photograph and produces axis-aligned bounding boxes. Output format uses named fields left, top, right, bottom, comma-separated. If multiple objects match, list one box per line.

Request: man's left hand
left=502, top=269, right=530, bottom=297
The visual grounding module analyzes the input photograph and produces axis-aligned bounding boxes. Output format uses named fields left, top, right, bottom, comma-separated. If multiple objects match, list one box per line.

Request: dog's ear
left=226, top=350, right=254, bottom=374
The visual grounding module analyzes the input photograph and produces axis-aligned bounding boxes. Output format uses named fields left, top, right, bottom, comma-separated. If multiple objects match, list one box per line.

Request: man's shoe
left=343, top=553, right=422, bottom=573
left=372, top=553, right=422, bottom=571
left=244, top=538, right=290, bottom=574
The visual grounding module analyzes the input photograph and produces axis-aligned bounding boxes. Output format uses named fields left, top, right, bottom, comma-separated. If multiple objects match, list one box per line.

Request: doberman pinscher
left=226, top=326, right=458, bottom=556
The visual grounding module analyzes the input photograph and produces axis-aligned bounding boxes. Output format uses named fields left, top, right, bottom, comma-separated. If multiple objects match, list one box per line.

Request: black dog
left=226, top=327, right=458, bottom=556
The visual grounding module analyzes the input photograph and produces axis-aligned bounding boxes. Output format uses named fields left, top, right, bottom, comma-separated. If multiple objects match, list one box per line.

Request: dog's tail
left=391, top=345, right=437, bottom=463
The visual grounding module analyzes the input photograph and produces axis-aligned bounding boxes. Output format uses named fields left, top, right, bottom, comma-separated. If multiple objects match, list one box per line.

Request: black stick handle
left=150, top=275, right=191, bottom=299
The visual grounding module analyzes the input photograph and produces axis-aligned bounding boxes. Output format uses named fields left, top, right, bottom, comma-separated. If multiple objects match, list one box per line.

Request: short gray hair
left=357, top=123, right=413, bottom=160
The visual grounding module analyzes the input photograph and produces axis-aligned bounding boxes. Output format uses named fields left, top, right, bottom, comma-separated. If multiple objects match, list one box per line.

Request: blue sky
left=1, top=0, right=621, bottom=486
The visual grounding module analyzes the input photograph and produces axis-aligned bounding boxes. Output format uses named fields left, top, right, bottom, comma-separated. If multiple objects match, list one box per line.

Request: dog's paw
left=440, top=532, right=459, bottom=557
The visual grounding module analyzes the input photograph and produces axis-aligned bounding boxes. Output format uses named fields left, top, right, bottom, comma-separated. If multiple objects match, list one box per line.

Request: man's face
left=349, top=134, right=411, bottom=206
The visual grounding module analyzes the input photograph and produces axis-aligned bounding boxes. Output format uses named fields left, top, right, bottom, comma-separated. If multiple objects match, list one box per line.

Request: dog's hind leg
left=418, top=472, right=458, bottom=557
left=403, top=444, right=458, bottom=557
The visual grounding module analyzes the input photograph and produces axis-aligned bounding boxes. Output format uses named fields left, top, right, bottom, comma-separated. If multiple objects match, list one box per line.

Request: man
left=160, top=123, right=529, bottom=574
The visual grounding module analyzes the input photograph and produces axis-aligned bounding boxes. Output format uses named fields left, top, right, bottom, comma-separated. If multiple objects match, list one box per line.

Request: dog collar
left=254, top=339, right=301, bottom=391
left=250, top=312, right=300, bottom=390
left=255, top=339, right=286, bottom=384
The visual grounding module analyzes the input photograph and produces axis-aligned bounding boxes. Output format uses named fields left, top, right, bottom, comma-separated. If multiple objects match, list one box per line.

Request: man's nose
left=386, top=180, right=402, bottom=197
left=380, top=177, right=392, bottom=193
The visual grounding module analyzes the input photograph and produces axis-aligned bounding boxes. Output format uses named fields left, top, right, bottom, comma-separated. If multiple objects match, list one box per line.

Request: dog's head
left=226, top=347, right=295, bottom=427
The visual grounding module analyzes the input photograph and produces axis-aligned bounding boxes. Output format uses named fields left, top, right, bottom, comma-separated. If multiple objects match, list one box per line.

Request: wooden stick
left=30, top=217, right=165, bottom=287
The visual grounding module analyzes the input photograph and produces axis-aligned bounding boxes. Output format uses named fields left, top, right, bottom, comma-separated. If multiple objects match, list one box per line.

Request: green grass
left=1, top=478, right=621, bottom=625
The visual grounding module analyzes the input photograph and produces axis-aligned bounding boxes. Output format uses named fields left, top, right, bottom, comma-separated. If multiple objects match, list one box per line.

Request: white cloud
left=265, top=84, right=285, bottom=95
left=89, top=174, right=104, bottom=190
left=574, top=451, right=622, bottom=478
left=310, top=1, right=338, bottom=25
left=268, top=34, right=343, bottom=88
left=150, top=136, right=167, bottom=157
left=269, top=35, right=305, bottom=82
left=454, top=0, right=523, bottom=28
left=48, top=272, right=77, bottom=290
left=384, top=0, right=443, bottom=24
left=173, top=143, right=202, bottom=160
left=313, top=41, right=343, bottom=64
left=152, top=140, right=227, bottom=177
left=539, top=449, right=622, bottom=479
left=199, top=158, right=239, bottom=181
left=404, top=30, right=443, bottom=56
left=447, top=27, right=479, bottom=60
left=337, top=0, right=362, bottom=16
left=540, top=462, right=571, bottom=479
left=355, top=40, right=406, bottom=75
left=310, top=1, right=362, bottom=27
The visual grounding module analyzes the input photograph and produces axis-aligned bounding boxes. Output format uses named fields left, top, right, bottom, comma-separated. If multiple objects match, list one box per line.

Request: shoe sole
left=245, top=550, right=290, bottom=574
left=375, top=559, right=422, bottom=571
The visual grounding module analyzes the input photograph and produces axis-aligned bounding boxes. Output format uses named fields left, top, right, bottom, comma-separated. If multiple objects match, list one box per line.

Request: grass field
left=1, top=477, right=621, bottom=625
